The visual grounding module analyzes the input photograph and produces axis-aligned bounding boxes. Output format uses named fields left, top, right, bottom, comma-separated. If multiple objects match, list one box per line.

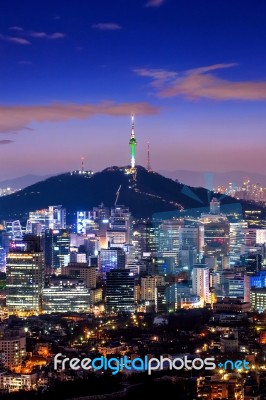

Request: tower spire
left=81, top=157, right=84, bottom=173
left=129, top=114, right=137, bottom=170
left=147, top=142, right=152, bottom=172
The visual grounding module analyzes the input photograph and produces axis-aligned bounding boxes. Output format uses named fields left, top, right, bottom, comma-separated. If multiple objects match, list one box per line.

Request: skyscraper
left=6, top=236, right=44, bottom=314
left=192, top=263, right=210, bottom=305
left=44, top=229, right=70, bottom=273
left=106, top=269, right=135, bottom=312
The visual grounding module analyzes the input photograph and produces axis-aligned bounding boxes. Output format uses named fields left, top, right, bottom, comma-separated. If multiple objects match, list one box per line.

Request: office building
left=6, top=237, right=44, bottom=314
left=42, top=277, right=91, bottom=313
left=44, top=229, right=70, bottom=272
left=192, top=263, right=210, bottom=305
left=99, top=247, right=126, bottom=274
left=140, top=275, right=165, bottom=301
left=106, top=269, right=135, bottom=312
left=251, top=287, right=266, bottom=312
left=62, top=263, right=97, bottom=288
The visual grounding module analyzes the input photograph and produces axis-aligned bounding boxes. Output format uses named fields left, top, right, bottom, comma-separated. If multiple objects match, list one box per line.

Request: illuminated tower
left=129, top=114, right=137, bottom=170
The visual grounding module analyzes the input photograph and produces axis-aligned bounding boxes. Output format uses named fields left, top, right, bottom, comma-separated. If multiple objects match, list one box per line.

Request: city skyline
left=1, top=0, right=266, bottom=179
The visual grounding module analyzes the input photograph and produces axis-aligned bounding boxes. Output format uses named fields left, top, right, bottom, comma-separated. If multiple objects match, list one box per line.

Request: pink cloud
left=135, top=64, right=266, bottom=101
left=0, top=101, right=160, bottom=134
left=92, top=23, right=121, bottom=30
left=145, top=0, right=165, bottom=7
left=0, top=34, right=30, bottom=45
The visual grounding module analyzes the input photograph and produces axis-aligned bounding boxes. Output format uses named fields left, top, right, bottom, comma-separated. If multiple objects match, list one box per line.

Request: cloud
left=0, top=34, right=30, bottom=45
left=9, top=26, right=24, bottom=31
left=0, top=140, right=14, bottom=145
left=145, top=0, right=165, bottom=7
left=0, top=101, right=160, bottom=134
left=29, top=31, right=66, bottom=39
left=92, top=23, right=121, bottom=31
left=134, top=64, right=266, bottom=101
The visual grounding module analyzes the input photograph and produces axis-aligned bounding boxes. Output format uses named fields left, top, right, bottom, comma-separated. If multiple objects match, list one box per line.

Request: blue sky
left=0, top=0, right=266, bottom=179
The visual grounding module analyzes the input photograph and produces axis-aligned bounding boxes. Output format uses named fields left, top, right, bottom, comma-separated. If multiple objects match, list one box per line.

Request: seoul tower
left=129, top=114, right=137, bottom=170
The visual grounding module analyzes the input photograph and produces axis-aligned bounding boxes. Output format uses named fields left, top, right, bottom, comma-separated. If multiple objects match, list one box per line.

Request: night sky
left=1, top=0, right=266, bottom=179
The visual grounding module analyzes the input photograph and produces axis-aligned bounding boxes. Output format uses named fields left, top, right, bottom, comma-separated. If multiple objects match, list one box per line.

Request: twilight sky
left=1, top=0, right=266, bottom=179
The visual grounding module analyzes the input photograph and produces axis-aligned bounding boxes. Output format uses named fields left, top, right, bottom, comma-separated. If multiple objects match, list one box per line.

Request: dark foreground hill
left=0, top=166, right=263, bottom=223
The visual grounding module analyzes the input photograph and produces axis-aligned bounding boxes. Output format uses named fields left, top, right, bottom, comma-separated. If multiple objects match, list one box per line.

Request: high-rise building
left=251, top=287, right=266, bottom=312
left=106, top=269, right=135, bottom=312
left=133, top=221, right=158, bottom=256
left=0, top=330, right=26, bottom=369
left=44, top=229, right=70, bottom=272
left=140, top=275, right=165, bottom=301
left=99, top=247, right=126, bottom=274
left=42, top=277, right=91, bottom=313
left=192, top=263, right=210, bottom=305
left=5, top=221, right=23, bottom=240
left=157, top=219, right=184, bottom=264
left=27, top=205, right=66, bottom=233
left=229, top=222, right=248, bottom=266
left=6, top=236, right=44, bottom=314
left=109, top=206, right=132, bottom=244
left=62, top=263, right=97, bottom=288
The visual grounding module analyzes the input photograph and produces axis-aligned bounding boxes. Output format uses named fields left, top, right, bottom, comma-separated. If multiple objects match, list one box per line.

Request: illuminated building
left=6, top=237, right=44, bottom=313
left=0, top=372, right=37, bottom=391
left=0, top=247, right=6, bottom=272
left=133, top=221, right=158, bottom=255
left=44, top=229, right=70, bottom=272
left=157, top=219, right=184, bottom=264
left=250, top=271, right=266, bottom=288
left=109, top=206, right=132, bottom=244
left=76, top=211, right=92, bottom=234
left=99, top=247, right=126, bottom=274
left=42, top=277, right=91, bottom=313
left=251, top=287, right=266, bottom=312
left=255, top=229, right=266, bottom=244
left=179, top=225, right=204, bottom=253
left=155, top=285, right=167, bottom=313
left=62, top=263, right=97, bottom=288
left=200, top=216, right=230, bottom=269
left=229, top=221, right=248, bottom=266
left=5, top=221, right=23, bottom=240
left=27, top=205, right=66, bottom=233
left=106, top=269, right=135, bottom=312
left=197, top=375, right=244, bottom=400
left=222, top=273, right=250, bottom=302
left=0, top=331, right=26, bottom=369
left=192, top=263, right=210, bottom=305
left=106, top=230, right=127, bottom=247
left=140, top=275, right=165, bottom=301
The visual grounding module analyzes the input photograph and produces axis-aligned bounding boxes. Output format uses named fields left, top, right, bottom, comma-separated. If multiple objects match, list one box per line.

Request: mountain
left=0, top=174, right=52, bottom=190
left=0, top=166, right=263, bottom=223
left=159, top=170, right=266, bottom=188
